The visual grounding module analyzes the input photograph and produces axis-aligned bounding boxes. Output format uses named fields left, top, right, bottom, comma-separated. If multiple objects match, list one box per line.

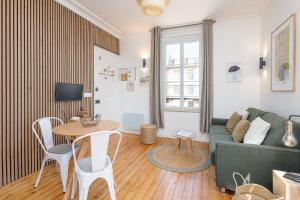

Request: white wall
left=118, top=17, right=261, bottom=141
left=213, top=17, right=261, bottom=118
left=260, top=0, right=300, bottom=118
left=118, top=33, right=151, bottom=128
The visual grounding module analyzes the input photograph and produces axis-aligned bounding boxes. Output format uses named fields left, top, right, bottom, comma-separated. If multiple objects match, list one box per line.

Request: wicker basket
left=140, top=124, right=157, bottom=144
left=232, top=172, right=283, bottom=200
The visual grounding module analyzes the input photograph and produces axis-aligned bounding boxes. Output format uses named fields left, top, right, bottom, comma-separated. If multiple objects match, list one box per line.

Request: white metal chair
left=71, top=131, right=122, bottom=200
left=32, top=117, right=77, bottom=192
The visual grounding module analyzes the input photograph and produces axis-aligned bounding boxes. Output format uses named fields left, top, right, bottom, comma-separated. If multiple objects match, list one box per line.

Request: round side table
left=140, top=124, right=157, bottom=144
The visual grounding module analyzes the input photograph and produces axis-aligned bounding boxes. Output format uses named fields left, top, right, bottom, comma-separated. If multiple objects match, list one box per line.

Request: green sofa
left=209, top=108, right=300, bottom=191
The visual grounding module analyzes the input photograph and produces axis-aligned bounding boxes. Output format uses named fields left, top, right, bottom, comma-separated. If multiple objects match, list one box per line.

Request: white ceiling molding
left=55, top=0, right=122, bottom=38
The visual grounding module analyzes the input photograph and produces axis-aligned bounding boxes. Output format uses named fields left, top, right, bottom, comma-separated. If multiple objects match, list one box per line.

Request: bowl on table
left=80, top=115, right=101, bottom=127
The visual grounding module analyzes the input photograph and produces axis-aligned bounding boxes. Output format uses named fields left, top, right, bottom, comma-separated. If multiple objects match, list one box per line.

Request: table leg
left=187, top=139, right=193, bottom=159
left=63, top=138, right=90, bottom=200
left=177, top=137, right=182, bottom=150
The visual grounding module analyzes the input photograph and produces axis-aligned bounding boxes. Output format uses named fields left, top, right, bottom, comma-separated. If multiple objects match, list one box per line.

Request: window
left=163, top=32, right=202, bottom=112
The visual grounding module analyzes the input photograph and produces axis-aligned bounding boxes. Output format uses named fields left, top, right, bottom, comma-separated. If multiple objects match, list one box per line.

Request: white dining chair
left=71, top=131, right=122, bottom=200
left=32, top=117, right=77, bottom=192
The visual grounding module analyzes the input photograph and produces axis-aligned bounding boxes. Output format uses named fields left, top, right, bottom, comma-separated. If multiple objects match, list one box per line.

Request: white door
left=94, top=45, right=119, bottom=120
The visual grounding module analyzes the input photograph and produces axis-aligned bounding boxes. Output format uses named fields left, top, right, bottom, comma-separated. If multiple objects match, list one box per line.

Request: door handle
left=95, top=99, right=101, bottom=104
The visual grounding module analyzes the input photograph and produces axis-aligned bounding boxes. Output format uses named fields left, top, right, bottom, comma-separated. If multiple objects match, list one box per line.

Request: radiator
left=122, top=113, right=145, bottom=131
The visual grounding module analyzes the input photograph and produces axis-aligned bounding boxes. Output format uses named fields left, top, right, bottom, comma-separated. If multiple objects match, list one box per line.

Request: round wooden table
left=52, top=120, right=120, bottom=200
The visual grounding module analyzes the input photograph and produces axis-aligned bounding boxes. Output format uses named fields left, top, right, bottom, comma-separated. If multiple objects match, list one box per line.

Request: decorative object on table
left=77, top=110, right=89, bottom=119
left=140, top=58, right=150, bottom=83
left=282, top=114, right=300, bottom=147
left=259, top=57, right=267, bottom=69
left=70, top=116, right=80, bottom=121
left=147, top=143, right=210, bottom=173
left=273, top=170, right=300, bottom=200
left=119, top=67, right=136, bottom=81
left=80, top=115, right=101, bottom=127
left=140, top=124, right=157, bottom=144
left=136, top=0, right=171, bottom=17
left=99, top=66, right=114, bottom=79
left=175, top=130, right=197, bottom=159
left=233, top=172, right=281, bottom=200
left=127, top=81, right=135, bottom=92
left=226, top=63, right=243, bottom=82
left=271, top=14, right=296, bottom=91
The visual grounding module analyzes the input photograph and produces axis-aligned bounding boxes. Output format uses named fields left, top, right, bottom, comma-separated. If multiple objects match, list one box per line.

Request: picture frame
left=271, top=14, right=296, bottom=91
left=127, top=81, right=135, bottom=92
left=226, top=63, right=243, bottom=82
left=139, top=67, right=150, bottom=84
left=119, top=67, right=136, bottom=81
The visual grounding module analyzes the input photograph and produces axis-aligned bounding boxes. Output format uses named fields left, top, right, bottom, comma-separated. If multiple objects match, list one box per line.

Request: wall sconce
left=143, top=58, right=146, bottom=68
left=99, top=66, right=114, bottom=79
left=259, top=57, right=266, bottom=69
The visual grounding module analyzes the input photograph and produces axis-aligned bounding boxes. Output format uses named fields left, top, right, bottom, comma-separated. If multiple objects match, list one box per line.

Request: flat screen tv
left=55, top=82, right=83, bottom=101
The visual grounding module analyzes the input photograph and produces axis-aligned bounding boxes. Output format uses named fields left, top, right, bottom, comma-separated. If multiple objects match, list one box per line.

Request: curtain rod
left=149, top=20, right=216, bottom=31
left=162, top=20, right=216, bottom=30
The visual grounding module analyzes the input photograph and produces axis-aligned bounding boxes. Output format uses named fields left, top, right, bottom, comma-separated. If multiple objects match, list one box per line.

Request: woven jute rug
left=147, top=143, right=210, bottom=173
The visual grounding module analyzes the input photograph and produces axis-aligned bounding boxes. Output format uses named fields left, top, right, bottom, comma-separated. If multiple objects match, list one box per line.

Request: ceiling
left=75, top=0, right=270, bottom=34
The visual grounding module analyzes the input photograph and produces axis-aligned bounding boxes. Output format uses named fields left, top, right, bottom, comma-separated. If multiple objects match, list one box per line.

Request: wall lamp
left=259, top=57, right=266, bottom=69
left=143, top=58, right=146, bottom=68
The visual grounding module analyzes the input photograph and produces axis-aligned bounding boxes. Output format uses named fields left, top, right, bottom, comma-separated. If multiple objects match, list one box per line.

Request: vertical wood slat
left=0, top=0, right=119, bottom=187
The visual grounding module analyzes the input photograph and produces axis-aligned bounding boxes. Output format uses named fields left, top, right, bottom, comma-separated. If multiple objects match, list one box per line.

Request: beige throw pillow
left=226, top=112, right=242, bottom=132
left=232, top=120, right=251, bottom=143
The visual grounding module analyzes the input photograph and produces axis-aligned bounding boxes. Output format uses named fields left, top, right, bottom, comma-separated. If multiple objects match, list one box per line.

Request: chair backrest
left=72, top=131, right=122, bottom=172
left=32, top=117, right=64, bottom=152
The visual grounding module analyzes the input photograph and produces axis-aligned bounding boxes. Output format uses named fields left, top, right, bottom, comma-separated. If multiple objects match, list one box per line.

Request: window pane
left=165, top=84, right=180, bottom=97
left=166, top=98, right=181, bottom=107
left=166, top=44, right=180, bottom=66
left=184, top=42, right=199, bottom=65
left=166, top=68, right=180, bottom=82
left=183, top=41, right=200, bottom=108
left=184, top=66, right=199, bottom=82
left=184, top=98, right=199, bottom=108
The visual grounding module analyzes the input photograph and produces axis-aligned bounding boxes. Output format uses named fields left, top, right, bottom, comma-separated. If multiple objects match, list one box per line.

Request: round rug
left=147, top=143, right=211, bottom=173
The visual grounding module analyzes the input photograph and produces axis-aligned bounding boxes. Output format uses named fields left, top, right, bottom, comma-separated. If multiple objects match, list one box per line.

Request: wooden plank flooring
left=0, top=134, right=232, bottom=200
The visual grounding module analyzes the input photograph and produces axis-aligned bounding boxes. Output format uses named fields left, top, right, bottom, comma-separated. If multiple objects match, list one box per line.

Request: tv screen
left=55, top=82, right=83, bottom=101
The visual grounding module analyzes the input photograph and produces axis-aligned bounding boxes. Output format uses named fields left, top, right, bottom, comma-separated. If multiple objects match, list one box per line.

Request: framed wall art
left=226, top=63, right=243, bottom=82
left=271, top=14, right=296, bottom=91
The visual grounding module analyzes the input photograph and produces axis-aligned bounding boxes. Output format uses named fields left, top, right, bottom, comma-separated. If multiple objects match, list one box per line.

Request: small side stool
left=140, top=124, right=157, bottom=144
left=174, top=131, right=197, bottom=159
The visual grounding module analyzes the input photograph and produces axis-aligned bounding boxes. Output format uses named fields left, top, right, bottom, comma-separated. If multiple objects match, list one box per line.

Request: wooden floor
left=0, top=134, right=232, bottom=200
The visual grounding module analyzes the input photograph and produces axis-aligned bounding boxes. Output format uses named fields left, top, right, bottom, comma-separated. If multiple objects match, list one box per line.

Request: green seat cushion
left=209, top=134, right=234, bottom=165
left=209, top=125, right=231, bottom=136
left=247, top=107, right=266, bottom=122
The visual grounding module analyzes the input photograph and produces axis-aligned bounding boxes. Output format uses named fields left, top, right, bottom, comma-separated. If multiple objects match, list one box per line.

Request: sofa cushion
left=209, top=134, right=234, bottom=165
left=226, top=112, right=242, bottom=132
left=247, top=108, right=266, bottom=122
left=232, top=119, right=250, bottom=143
left=259, top=113, right=288, bottom=147
left=244, top=117, right=271, bottom=145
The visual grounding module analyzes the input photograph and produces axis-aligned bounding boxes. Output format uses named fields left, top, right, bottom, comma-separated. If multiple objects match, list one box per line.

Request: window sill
left=164, top=108, right=200, bottom=113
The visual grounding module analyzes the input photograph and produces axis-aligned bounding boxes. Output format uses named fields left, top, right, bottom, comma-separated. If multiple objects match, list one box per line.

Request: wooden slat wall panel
left=0, top=0, right=119, bottom=186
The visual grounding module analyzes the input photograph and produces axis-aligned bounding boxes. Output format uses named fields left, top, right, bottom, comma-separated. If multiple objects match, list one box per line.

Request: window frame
left=162, top=33, right=202, bottom=113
